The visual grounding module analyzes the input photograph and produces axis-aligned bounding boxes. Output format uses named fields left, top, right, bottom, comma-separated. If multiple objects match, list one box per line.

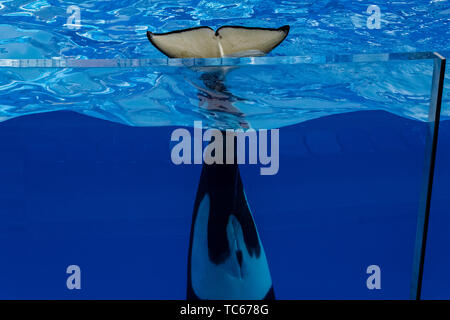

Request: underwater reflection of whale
left=147, top=25, right=290, bottom=299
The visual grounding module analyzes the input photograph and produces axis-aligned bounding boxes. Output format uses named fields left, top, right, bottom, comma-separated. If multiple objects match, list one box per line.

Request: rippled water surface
left=0, top=0, right=449, bottom=127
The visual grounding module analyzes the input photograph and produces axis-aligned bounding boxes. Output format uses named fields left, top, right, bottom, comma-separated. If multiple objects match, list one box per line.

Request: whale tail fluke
left=147, top=25, right=289, bottom=58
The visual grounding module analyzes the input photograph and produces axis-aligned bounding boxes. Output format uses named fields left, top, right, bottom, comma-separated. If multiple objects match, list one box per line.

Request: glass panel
left=0, top=52, right=443, bottom=128
left=422, top=51, right=450, bottom=299
left=409, top=53, right=445, bottom=299
left=0, top=52, right=445, bottom=299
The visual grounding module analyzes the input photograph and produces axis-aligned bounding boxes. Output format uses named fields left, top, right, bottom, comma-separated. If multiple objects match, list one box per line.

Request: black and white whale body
left=147, top=25, right=289, bottom=58
left=187, top=160, right=274, bottom=300
left=186, top=77, right=274, bottom=299
left=147, top=25, right=289, bottom=300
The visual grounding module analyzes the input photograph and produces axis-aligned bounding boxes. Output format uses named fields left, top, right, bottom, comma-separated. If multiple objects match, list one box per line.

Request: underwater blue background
left=0, top=0, right=449, bottom=299
left=0, top=110, right=449, bottom=299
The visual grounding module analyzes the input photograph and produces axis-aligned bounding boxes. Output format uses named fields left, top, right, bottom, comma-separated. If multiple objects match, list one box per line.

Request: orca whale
left=147, top=25, right=289, bottom=299
left=186, top=74, right=274, bottom=300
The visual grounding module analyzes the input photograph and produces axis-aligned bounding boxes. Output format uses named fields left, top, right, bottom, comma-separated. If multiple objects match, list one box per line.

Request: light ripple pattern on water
left=0, top=0, right=449, bottom=128
left=0, top=53, right=445, bottom=129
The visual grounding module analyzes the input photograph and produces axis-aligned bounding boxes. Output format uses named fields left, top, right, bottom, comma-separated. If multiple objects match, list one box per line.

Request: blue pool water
left=0, top=0, right=449, bottom=299
left=0, top=1, right=450, bottom=126
left=1, top=110, right=450, bottom=299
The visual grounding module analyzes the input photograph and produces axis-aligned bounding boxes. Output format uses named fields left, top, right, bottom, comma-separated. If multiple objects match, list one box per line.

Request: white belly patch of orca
left=147, top=25, right=290, bottom=58
left=190, top=194, right=272, bottom=300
